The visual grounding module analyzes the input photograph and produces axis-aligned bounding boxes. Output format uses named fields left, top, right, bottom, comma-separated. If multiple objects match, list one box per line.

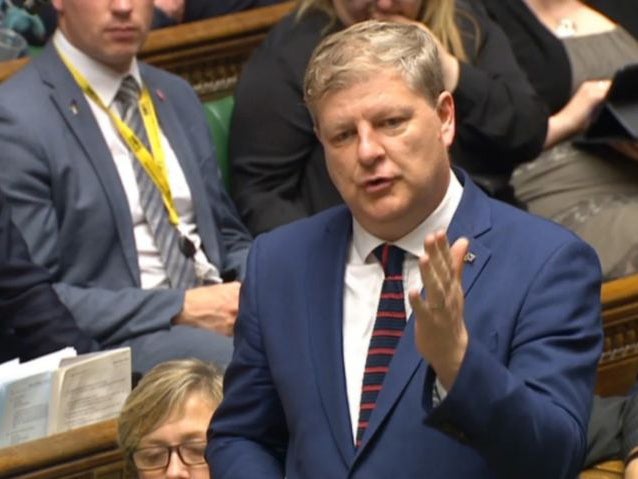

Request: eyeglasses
left=132, top=441, right=207, bottom=471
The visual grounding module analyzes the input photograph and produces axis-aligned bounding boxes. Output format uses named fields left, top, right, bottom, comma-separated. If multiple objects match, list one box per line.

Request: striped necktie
left=356, top=243, right=407, bottom=447
left=114, top=75, right=197, bottom=289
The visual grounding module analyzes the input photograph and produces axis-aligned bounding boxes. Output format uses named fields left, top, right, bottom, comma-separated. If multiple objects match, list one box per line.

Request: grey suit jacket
left=0, top=43, right=251, bottom=347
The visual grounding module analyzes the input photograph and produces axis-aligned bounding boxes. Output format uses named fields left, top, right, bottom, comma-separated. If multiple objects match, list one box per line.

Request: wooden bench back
left=0, top=419, right=130, bottom=479
left=598, top=273, right=638, bottom=396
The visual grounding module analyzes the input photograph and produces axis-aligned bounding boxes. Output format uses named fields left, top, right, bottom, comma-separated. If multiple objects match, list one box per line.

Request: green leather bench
left=203, top=96, right=234, bottom=192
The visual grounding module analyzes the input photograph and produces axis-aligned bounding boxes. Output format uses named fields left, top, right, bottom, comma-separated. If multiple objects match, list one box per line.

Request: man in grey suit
left=0, top=0, right=252, bottom=372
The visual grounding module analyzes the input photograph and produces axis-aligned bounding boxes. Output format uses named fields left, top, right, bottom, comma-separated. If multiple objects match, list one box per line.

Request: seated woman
left=230, top=0, right=548, bottom=235
left=482, top=0, right=638, bottom=279
left=118, top=359, right=223, bottom=478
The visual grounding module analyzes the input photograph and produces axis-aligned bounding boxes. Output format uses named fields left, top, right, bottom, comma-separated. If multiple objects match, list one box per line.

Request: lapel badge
left=463, top=252, right=476, bottom=264
left=69, top=101, right=78, bottom=115
left=156, top=88, right=166, bottom=101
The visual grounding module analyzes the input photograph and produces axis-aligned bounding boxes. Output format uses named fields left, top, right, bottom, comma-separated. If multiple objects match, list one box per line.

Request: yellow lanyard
left=58, top=51, right=181, bottom=225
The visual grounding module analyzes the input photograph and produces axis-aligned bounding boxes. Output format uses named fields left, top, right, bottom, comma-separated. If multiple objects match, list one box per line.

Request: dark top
left=229, top=0, right=548, bottom=235
left=586, top=0, right=638, bottom=39
left=0, top=191, right=96, bottom=362
left=586, top=391, right=638, bottom=466
left=152, top=0, right=286, bottom=28
left=481, top=0, right=638, bottom=114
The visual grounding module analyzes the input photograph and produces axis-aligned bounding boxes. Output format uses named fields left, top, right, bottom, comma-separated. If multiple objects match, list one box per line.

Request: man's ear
left=436, top=91, right=455, bottom=147
left=51, top=0, right=63, bottom=13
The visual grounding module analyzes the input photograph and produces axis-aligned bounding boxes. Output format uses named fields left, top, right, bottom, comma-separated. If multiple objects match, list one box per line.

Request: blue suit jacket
left=209, top=170, right=603, bottom=478
left=0, top=43, right=251, bottom=347
left=0, top=191, right=96, bottom=362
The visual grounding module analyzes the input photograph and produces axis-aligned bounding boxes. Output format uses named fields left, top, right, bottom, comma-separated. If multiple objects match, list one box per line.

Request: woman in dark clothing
left=482, top=0, right=638, bottom=279
left=229, top=0, right=548, bottom=235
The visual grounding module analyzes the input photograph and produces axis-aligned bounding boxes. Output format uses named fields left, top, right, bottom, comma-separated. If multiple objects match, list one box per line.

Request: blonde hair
left=304, top=20, right=444, bottom=117
left=117, top=359, right=223, bottom=469
left=296, top=0, right=469, bottom=61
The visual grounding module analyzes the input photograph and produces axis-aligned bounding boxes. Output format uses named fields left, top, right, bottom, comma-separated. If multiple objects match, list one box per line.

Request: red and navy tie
left=356, top=243, right=407, bottom=447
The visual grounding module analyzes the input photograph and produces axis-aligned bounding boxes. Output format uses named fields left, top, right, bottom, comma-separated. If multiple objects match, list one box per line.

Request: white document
left=0, top=371, right=53, bottom=447
left=47, top=347, right=132, bottom=435
left=0, top=347, right=131, bottom=445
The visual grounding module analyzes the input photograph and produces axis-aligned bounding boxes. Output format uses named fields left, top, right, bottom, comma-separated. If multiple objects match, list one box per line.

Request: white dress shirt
left=53, top=31, right=220, bottom=288
left=343, top=172, right=463, bottom=441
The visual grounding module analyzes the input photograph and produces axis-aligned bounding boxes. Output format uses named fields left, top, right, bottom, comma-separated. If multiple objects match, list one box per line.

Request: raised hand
left=408, top=231, right=469, bottom=390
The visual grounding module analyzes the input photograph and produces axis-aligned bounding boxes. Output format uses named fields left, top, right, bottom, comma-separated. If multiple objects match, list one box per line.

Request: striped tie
left=114, top=75, right=197, bottom=289
left=356, top=244, right=407, bottom=447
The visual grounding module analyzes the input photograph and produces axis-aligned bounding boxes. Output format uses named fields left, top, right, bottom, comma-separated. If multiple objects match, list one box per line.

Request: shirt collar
left=53, top=29, right=143, bottom=107
left=351, top=170, right=463, bottom=264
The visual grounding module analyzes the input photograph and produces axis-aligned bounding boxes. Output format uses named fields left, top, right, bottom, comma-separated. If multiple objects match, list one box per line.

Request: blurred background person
left=118, top=358, right=223, bottom=479
left=482, top=0, right=638, bottom=279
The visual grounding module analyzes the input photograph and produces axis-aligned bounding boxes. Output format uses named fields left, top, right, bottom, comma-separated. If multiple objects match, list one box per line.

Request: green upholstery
left=28, top=45, right=43, bottom=58
left=203, top=96, right=235, bottom=191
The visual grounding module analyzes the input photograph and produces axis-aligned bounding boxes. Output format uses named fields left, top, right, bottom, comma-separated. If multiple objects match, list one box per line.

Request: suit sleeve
left=207, top=238, right=288, bottom=477
left=0, top=102, right=185, bottom=347
left=453, top=1, right=548, bottom=170
left=0, top=193, right=97, bottom=359
left=425, top=239, right=603, bottom=479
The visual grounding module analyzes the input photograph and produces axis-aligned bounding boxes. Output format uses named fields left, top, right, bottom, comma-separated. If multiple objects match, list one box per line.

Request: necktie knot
left=373, top=244, right=405, bottom=277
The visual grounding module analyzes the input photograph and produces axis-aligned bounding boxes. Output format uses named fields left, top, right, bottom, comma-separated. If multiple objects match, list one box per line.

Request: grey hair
left=304, top=20, right=444, bottom=119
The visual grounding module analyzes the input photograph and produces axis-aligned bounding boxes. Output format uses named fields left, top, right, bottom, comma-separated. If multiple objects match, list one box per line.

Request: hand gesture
left=408, top=231, right=469, bottom=390
left=172, top=282, right=241, bottom=336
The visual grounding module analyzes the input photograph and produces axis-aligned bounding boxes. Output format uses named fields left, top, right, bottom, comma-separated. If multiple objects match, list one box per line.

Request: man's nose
left=357, top=125, right=384, bottom=165
left=111, top=0, right=133, bottom=14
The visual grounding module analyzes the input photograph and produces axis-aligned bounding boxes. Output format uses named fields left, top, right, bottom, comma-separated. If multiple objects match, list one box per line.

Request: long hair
left=296, top=0, right=471, bottom=61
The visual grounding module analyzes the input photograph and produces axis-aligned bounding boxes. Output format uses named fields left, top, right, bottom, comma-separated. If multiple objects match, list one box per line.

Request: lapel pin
left=156, top=88, right=166, bottom=101
left=463, top=252, right=476, bottom=264
left=69, top=101, right=78, bottom=115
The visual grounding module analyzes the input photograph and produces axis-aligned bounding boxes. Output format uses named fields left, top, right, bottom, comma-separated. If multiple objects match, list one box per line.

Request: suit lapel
left=306, top=208, right=357, bottom=467
left=36, top=45, right=140, bottom=282
left=354, top=169, right=493, bottom=457
left=446, top=170, right=492, bottom=297
left=142, top=69, right=222, bottom=267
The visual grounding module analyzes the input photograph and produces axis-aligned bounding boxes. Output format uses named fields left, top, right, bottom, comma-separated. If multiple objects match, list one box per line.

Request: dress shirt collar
left=351, top=170, right=463, bottom=263
left=53, top=29, right=143, bottom=107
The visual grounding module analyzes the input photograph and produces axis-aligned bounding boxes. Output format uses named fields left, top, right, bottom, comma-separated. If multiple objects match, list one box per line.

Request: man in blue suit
left=208, top=21, right=603, bottom=478
left=0, top=0, right=252, bottom=372
left=0, top=190, right=97, bottom=363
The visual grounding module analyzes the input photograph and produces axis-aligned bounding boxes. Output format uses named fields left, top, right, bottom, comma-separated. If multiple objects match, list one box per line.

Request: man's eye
left=332, top=130, right=354, bottom=144
left=382, top=117, right=404, bottom=128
